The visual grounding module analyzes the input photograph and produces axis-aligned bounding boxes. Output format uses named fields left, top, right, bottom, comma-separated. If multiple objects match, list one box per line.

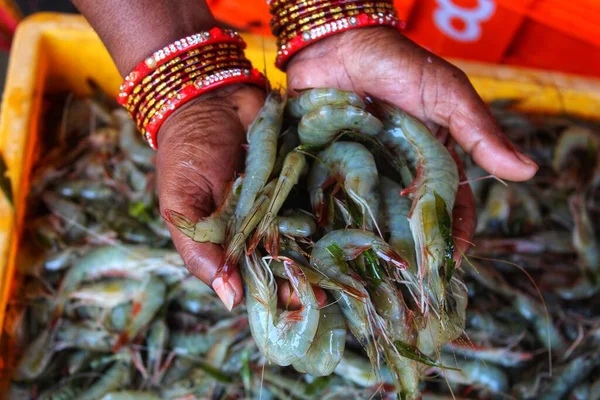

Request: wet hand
left=286, top=27, right=538, bottom=259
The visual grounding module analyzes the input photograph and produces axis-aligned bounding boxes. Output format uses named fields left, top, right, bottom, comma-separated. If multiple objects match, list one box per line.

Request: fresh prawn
left=250, top=150, right=306, bottom=255
left=308, top=141, right=381, bottom=231
left=287, top=88, right=366, bottom=119
left=298, top=105, right=383, bottom=147
left=241, top=251, right=319, bottom=366
left=234, top=91, right=285, bottom=228
left=370, top=98, right=459, bottom=315
left=166, top=176, right=243, bottom=244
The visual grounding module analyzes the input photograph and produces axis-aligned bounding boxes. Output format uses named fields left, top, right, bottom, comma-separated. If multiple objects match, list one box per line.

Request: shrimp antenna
left=459, top=174, right=508, bottom=187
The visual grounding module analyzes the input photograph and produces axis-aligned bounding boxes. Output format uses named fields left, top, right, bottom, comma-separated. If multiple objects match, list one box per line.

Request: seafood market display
left=4, top=87, right=600, bottom=399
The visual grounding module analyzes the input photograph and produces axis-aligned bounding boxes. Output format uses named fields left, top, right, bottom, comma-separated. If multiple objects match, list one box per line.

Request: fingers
left=426, top=65, right=538, bottom=181
left=170, top=228, right=244, bottom=311
left=276, top=278, right=328, bottom=309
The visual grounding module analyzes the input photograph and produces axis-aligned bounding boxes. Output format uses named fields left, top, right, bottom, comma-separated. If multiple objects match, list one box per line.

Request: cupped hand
left=286, top=27, right=538, bottom=258
left=157, top=85, right=265, bottom=310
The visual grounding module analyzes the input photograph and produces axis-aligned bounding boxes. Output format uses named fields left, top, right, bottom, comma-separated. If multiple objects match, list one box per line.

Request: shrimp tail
left=163, top=209, right=194, bottom=239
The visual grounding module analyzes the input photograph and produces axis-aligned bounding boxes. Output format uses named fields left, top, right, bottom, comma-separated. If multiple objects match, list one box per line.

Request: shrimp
left=311, top=229, right=407, bottom=368
left=269, top=255, right=362, bottom=296
left=541, top=353, right=600, bottom=400
left=417, top=277, right=468, bottom=355
left=443, top=342, right=533, bottom=367
left=250, top=150, right=306, bottom=255
left=67, top=278, right=143, bottom=308
left=79, top=358, right=132, bottom=400
left=146, top=319, right=169, bottom=384
left=372, top=282, right=420, bottom=399
left=287, top=88, right=366, bottom=119
left=298, top=105, right=383, bottom=147
left=57, top=245, right=182, bottom=296
left=241, top=251, right=319, bottom=366
left=13, top=328, right=56, bottom=381
left=380, top=176, right=418, bottom=291
left=166, top=176, right=243, bottom=244
left=436, top=354, right=509, bottom=394
left=292, top=301, right=346, bottom=376
left=114, top=275, right=167, bottom=349
left=38, top=383, right=81, bottom=400
left=100, top=392, right=161, bottom=400
left=114, top=108, right=156, bottom=169
left=334, top=351, right=393, bottom=388
left=271, top=125, right=300, bottom=178
left=55, top=179, right=115, bottom=201
left=469, top=262, right=568, bottom=353
left=308, top=141, right=380, bottom=231
left=55, top=320, right=118, bottom=352
left=219, top=180, right=276, bottom=281
left=234, top=91, right=285, bottom=227
left=557, top=194, right=600, bottom=299
left=370, top=97, right=459, bottom=314
left=552, top=125, right=599, bottom=189
left=42, top=192, right=88, bottom=242
left=276, top=212, right=317, bottom=238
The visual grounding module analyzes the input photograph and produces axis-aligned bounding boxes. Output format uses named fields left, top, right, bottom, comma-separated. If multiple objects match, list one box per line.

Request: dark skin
left=73, top=0, right=537, bottom=310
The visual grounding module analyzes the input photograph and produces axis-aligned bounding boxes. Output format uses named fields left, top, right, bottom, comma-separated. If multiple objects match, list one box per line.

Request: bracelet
left=117, top=27, right=268, bottom=149
left=269, top=0, right=405, bottom=70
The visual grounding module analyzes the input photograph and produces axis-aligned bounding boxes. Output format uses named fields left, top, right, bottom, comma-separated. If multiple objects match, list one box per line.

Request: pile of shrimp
left=165, top=88, right=467, bottom=399
left=8, top=85, right=599, bottom=399
left=442, top=100, right=600, bottom=399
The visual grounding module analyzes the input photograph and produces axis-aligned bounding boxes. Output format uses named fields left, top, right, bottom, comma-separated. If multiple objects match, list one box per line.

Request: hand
left=286, top=27, right=538, bottom=258
left=157, top=85, right=328, bottom=311
left=157, top=85, right=265, bottom=310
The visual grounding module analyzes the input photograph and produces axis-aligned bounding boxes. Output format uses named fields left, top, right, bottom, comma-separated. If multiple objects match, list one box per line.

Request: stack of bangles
left=117, top=27, right=268, bottom=149
left=269, top=0, right=404, bottom=69
left=117, top=2, right=403, bottom=148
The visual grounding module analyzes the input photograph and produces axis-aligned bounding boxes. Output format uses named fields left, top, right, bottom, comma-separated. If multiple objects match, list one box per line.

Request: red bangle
left=269, top=0, right=405, bottom=70
left=116, top=27, right=268, bottom=149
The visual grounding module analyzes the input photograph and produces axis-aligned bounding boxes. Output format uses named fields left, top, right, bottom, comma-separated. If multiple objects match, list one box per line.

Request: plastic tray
left=1, top=11, right=600, bottom=377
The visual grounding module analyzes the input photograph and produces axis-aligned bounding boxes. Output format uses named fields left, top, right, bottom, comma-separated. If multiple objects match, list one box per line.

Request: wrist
left=73, top=0, right=219, bottom=75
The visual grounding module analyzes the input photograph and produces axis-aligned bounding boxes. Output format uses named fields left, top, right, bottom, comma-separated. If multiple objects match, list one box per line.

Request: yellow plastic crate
left=1, top=12, right=600, bottom=377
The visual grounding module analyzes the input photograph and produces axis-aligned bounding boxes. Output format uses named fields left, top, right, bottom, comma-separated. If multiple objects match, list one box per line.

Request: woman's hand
left=156, top=85, right=265, bottom=310
left=286, top=27, right=539, bottom=257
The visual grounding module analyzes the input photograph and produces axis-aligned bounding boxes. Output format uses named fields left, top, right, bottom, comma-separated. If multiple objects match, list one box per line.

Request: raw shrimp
left=276, top=213, right=317, bottom=238
left=100, top=392, right=161, bottom=400
left=333, top=351, right=393, bottom=387
left=241, top=251, right=319, bottom=366
left=67, top=278, right=143, bottom=308
left=55, top=179, right=115, bottom=201
left=292, top=302, right=346, bottom=376
left=114, top=108, right=156, bottom=169
left=443, top=342, right=533, bottom=367
left=308, top=141, right=380, bottom=230
left=57, top=245, right=182, bottom=296
left=271, top=125, right=300, bottom=178
left=42, top=192, right=88, bottom=241
left=287, top=88, right=365, bottom=119
left=251, top=150, right=306, bottom=254
left=13, top=328, right=56, bottom=381
left=372, top=282, right=420, bottom=399
left=219, top=180, right=276, bottom=280
left=417, top=277, right=468, bottom=355
left=55, top=320, right=118, bottom=352
left=298, top=105, right=383, bottom=147
left=146, top=319, right=169, bottom=383
left=541, top=353, right=600, bottom=400
left=437, top=354, right=509, bottom=394
left=79, top=358, right=132, bottom=400
left=380, top=176, right=418, bottom=272
left=166, top=176, right=243, bottom=244
left=234, top=91, right=285, bottom=227
left=114, top=275, right=167, bottom=349
left=311, top=229, right=407, bottom=368
left=370, top=98, right=459, bottom=313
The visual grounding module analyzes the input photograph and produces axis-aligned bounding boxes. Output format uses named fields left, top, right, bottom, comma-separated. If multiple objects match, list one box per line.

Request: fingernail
left=212, top=277, right=236, bottom=311
left=515, top=151, right=537, bottom=168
